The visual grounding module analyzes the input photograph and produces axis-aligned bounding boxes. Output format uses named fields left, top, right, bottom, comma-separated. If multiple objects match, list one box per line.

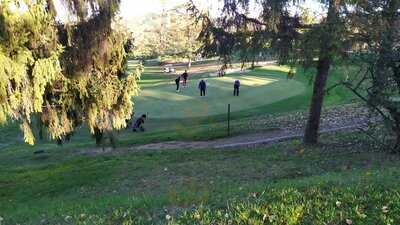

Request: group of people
left=131, top=69, right=242, bottom=133
left=175, top=70, right=241, bottom=97
left=175, top=70, right=189, bottom=92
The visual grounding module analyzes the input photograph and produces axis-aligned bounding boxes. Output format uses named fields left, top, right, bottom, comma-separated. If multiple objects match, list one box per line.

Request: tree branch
left=343, top=81, right=390, bottom=121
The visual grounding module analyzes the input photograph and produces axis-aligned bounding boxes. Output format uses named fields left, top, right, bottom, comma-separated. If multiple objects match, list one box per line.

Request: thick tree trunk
left=389, top=109, right=400, bottom=152
left=37, top=115, right=44, bottom=140
left=303, top=0, right=340, bottom=145
left=304, top=58, right=331, bottom=144
left=393, top=118, right=400, bottom=152
left=94, top=128, right=103, bottom=146
left=394, top=132, right=400, bottom=152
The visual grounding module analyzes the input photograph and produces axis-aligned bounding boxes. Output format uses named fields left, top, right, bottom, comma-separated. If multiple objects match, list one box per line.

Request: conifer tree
left=0, top=0, right=141, bottom=145
left=190, top=0, right=348, bottom=144
left=346, top=0, right=400, bottom=151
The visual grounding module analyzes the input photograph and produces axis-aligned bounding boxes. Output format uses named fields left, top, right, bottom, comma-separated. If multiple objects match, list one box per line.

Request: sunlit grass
left=218, top=76, right=278, bottom=86
left=135, top=68, right=305, bottom=119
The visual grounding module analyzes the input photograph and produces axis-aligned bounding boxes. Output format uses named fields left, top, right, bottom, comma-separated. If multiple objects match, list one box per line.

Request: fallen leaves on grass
left=346, top=218, right=353, bottom=224
left=382, top=206, right=389, bottom=214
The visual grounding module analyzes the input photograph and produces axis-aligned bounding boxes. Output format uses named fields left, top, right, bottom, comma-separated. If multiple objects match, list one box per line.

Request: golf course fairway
left=135, top=69, right=306, bottom=119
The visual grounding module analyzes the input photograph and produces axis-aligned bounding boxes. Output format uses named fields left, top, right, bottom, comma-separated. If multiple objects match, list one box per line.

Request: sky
left=120, top=0, right=186, bottom=19
left=54, top=0, right=215, bottom=21
left=54, top=0, right=325, bottom=22
left=119, top=0, right=219, bottom=20
left=118, top=0, right=325, bottom=21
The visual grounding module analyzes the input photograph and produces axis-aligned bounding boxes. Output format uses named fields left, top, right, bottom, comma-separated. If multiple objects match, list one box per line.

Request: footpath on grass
left=130, top=104, right=378, bottom=150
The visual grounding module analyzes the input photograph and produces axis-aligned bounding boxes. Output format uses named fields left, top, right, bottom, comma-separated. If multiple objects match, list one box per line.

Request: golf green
left=134, top=71, right=306, bottom=119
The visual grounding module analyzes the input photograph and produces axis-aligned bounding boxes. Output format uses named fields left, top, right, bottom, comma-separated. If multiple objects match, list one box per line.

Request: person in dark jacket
left=198, top=79, right=207, bottom=96
left=233, top=79, right=240, bottom=96
left=287, top=69, right=295, bottom=80
left=175, top=75, right=181, bottom=92
left=132, top=114, right=147, bottom=132
left=182, top=70, right=189, bottom=87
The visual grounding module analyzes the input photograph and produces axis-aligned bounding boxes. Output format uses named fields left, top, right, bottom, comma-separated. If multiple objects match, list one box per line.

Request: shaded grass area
left=0, top=130, right=399, bottom=224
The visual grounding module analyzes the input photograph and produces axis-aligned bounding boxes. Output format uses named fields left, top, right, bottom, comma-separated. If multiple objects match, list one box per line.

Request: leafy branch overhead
left=188, top=0, right=305, bottom=66
left=189, top=0, right=351, bottom=145
left=0, top=0, right=141, bottom=145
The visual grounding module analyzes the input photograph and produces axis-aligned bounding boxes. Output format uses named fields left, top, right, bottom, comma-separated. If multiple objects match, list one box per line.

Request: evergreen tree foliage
left=346, top=0, right=400, bottom=151
left=0, top=0, right=63, bottom=144
left=0, top=0, right=141, bottom=145
left=189, top=0, right=349, bottom=144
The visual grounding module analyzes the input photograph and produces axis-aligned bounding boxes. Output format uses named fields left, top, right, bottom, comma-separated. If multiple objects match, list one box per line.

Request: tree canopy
left=344, top=0, right=400, bottom=150
left=190, top=0, right=350, bottom=144
left=0, top=0, right=141, bottom=145
left=128, top=4, right=201, bottom=63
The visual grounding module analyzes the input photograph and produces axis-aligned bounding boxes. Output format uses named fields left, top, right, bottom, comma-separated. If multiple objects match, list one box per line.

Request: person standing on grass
left=175, top=75, right=181, bottom=92
left=287, top=69, right=295, bottom=80
left=198, top=79, right=207, bottom=96
left=182, top=70, right=189, bottom=87
left=234, top=79, right=240, bottom=96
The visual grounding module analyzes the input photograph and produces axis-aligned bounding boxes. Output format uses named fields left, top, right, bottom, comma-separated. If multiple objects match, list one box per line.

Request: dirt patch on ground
left=130, top=125, right=364, bottom=151
left=132, top=130, right=287, bottom=150
left=134, top=141, right=212, bottom=150
left=129, top=104, right=377, bottom=150
left=76, top=104, right=378, bottom=155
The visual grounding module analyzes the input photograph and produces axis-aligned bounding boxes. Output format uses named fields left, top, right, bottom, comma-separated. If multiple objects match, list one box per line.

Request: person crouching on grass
left=233, top=79, right=240, bottom=96
left=198, top=79, right=207, bottom=96
left=132, top=114, right=147, bottom=132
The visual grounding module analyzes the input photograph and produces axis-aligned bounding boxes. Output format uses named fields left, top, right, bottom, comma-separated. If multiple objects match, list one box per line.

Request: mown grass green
left=135, top=66, right=305, bottom=118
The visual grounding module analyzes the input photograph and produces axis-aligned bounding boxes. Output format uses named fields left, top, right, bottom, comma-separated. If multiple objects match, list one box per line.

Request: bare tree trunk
left=37, top=114, right=44, bottom=140
left=392, top=113, right=400, bottom=152
left=394, top=131, right=400, bottom=152
left=303, top=0, right=341, bottom=145
left=94, top=128, right=103, bottom=146
left=304, top=58, right=331, bottom=144
left=188, top=57, right=192, bottom=68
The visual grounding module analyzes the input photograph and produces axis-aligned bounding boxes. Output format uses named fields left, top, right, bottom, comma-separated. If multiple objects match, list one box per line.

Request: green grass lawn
left=0, top=130, right=398, bottom=224
left=134, top=62, right=357, bottom=120
left=0, top=62, right=357, bottom=151
left=135, top=69, right=305, bottom=118
left=0, top=60, right=392, bottom=225
left=119, top=63, right=357, bottom=145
